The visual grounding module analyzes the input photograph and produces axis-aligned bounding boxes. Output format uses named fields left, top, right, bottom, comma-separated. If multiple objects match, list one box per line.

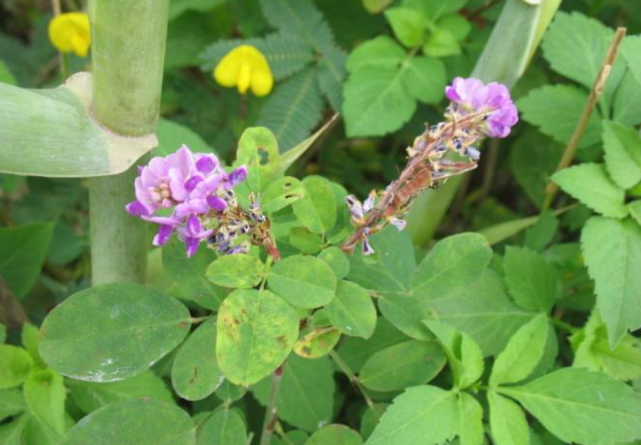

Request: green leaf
left=261, top=177, right=306, bottom=214
left=206, top=254, right=265, bottom=289
left=623, top=35, right=641, bottom=88
left=422, top=28, right=460, bottom=58
left=458, top=393, right=484, bottom=445
left=503, top=247, right=559, bottom=312
left=216, top=290, right=299, bottom=385
left=424, top=320, right=483, bottom=389
left=318, top=247, right=350, bottom=280
left=490, top=314, right=549, bottom=386
left=292, top=176, right=337, bottom=234
left=21, top=323, right=45, bottom=368
left=67, top=371, right=173, bottom=414
left=400, top=56, right=446, bottom=103
left=214, top=379, right=247, bottom=403
left=163, top=237, right=225, bottom=310
left=359, top=340, right=445, bottom=392
left=306, top=425, right=362, bottom=445
left=365, top=386, right=458, bottom=445
left=268, top=254, right=337, bottom=308
left=422, top=271, right=535, bottom=356
left=294, top=328, right=341, bottom=358
left=257, top=68, right=324, bottom=153
left=156, top=119, right=214, bottom=157
left=0, top=389, right=25, bottom=422
left=317, top=46, right=348, bottom=110
left=602, top=120, right=641, bottom=190
left=0, top=324, right=5, bottom=344
left=172, top=319, right=222, bottom=401
left=0, top=222, right=54, bottom=298
left=235, top=127, right=281, bottom=193
left=501, top=368, right=641, bottom=445
left=552, top=164, right=628, bottom=218
left=58, top=399, right=195, bottom=445
left=411, top=233, right=492, bottom=298
left=628, top=200, right=641, bottom=226
left=438, top=13, right=472, bottom=40
left=252, top=355, right=334, bottom=432
left=280, top=115, right=339, bottom=172
left=402, top=0, right=467, bottom=21
left=0, top=415, right=28, bottom=445
left=542, top=12, right=625, bottom=101
left=289, top=228, right=324, bottom=254
left=573, top=310, right=641, bottom=382
left=325, top=281, right=376, bottom=338
left=518, top=85, right=602, bottom=148
left=0, top=59, right=17, bottom=86
left=343, top=66, right=415, bottom=137
left=40, top=283, right=191, bottom=382
left=488, top=391, right=529, bottom=445
left=196, top=409, right=246, bottom=445
left=524, top=211, right=559, bottom=252
left=581, top=217, right=641, bottom=347
left=0, top=345, right=32, bottom=389
left=261, top=33, right=316, bottom=81
left=347, top=36, right=405, bottom=72
left=612, top=70, right=641, bottom=127
left=168, top=0, right=228, bottom=20
left=24, top=370, right=66, bottom=439
left=384, top=8, right=426, bottom=48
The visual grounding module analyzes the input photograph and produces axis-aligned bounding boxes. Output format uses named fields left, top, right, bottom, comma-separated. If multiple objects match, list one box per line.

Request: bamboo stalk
left=88, top=0, right=169, bottom=285
left=541, top=27, right=627, bottom=212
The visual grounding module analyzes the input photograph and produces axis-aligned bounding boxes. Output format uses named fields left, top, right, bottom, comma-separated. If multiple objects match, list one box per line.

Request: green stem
left=549, top=317, right=578, bottom=334
left=259, top=366, right=284, bottom=445
left=329, top=350, right=377, bottom=414
left=87, top=0, right=169, bottom=285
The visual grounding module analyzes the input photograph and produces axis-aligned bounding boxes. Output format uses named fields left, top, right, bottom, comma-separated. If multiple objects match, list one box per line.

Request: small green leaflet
left=268, top=255, right=337, bottom=308
left=503, top=247, right=559, bottom=312
left=488, top=391, right=530, bottom=445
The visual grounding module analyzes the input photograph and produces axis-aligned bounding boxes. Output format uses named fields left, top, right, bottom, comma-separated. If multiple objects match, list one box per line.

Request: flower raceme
left=214, top=45, right=274, bottom=97
left=48, top=12, right=91, bottom=58
left=342, top=77, right=518, bottom=255
left=125, top=146, right=250, bottom=257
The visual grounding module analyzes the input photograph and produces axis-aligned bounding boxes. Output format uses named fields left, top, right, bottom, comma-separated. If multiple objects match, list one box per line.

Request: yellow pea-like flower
left=214, top=45, right=274, bottom=97
left=48, top=12, right=91, bottom=58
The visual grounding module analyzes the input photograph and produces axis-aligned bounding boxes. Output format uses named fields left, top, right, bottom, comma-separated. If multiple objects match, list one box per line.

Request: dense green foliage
left=1, top=1, right=641, bottom=445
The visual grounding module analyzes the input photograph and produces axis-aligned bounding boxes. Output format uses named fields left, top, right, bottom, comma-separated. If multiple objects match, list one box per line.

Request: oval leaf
left=325, top=280, right=376, bottom=339
left=268, top=255, right=337, bottom=309
left=206, top=254, right=265, bottom=289
left=40, top=283, right=191, bottom=382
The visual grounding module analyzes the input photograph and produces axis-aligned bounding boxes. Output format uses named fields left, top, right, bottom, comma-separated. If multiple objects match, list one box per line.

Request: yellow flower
left=48, top=12, right=91, bottom=58
left=214, top=45, right=274, bottom=97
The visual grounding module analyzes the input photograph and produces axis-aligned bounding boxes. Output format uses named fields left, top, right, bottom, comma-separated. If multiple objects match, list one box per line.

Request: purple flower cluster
left=445, top=77, right=518, bottom=138
left=125, top=145, right=247, bottom=257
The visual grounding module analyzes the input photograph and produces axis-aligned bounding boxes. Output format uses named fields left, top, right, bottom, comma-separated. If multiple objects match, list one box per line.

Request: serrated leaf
left=384, top=8, right=426, bottom=48
left=0, top=389, right=25, bottom=422
left=422, top=28, right=461, bottom=58
left=552, top=164, right=627, bottom=218
left=424, top=320, right=483, bottom=389
left=21, top=323, right=44, bottom=368
left=23, top=370, right=66, bottom=439
left=67, top=371, right=173, bottom=414
left=503, top=247, right=559, bottom=312
left=343, top=66, right=415, bottom=137
left=400, top=56, right=446, bottom=103
left=602, top=120, right=641, bottom=189
left=216, top=289, right=299, bottom=385
left=365, top=386, right=458, bottom=445
left=347, top=36, right=405, bottom=72
left=306, top=425, right=362, bottom=445
left=542, top=12, right=625, bottom=103
left=0, top=346, right=33, bottom=389
left=252, top=355, right=334, bottom=432
left=206, top=254, right=265, bottom=289
left=488, top=391, right=530, bottom=445
left=501, top=368, right=641, bottom=445
left=0, top=222, right=54, bottom=299
left=490, top=314, right=549, bottom=386
left=359, top=340, right=445, bottom=392
left=40, top=283, right=191, bottom=382
left=581, top=217, right=641, bottom=347
left=458, top=393, right=484, bottom=445
left=518, top=84, right=603, bottom=148
left=612, top=70, right=641, bottom=127
left=524, top=211, right=559, bottom=252
left=197, top=409, right=246, bottom=445
left=172, top=319, right=222, bottom=401
left=622, top=35, right=641, bottom=85
left=257, top=68, right=324, bottom=152
left=325, top=280, right=376, bottom=338
left=268, top=254, right=337, bottom=308
left=58, top=399, right=195, bottom=445
left=629, top=200, right=641, bottom=226
left=292, top=176, right=337, bottom=235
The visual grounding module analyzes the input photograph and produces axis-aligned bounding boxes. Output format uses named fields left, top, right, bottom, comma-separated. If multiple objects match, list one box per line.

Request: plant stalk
left=259, top=366, right=284, bottom=445
left=541, top=27, right=627, bottom=212
left=87, top=0, right=169, bottom=285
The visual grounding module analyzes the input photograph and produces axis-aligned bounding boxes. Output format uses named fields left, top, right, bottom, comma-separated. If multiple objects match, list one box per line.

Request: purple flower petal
left=195, top=155, right=218, bottom=174
left=207, top=195, right=227, bottom=212
left=389, top=217, right=407, bottom=231
left=362, top=238, right=375, bottom=256
left=184, top=175, right=204, bottom=193
left=185, top=237, right=200, bottom=257
left=125, top=200, right=149, bottom=216
left=227, top=166, right=247, bottom=188
left=153, top=224, right=174, bottom=246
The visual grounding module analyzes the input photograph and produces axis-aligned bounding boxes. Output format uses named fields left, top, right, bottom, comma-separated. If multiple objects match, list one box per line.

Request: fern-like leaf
left=316, top=45, right=347, bottom=111
left=257, top=67, right=324, bottom=152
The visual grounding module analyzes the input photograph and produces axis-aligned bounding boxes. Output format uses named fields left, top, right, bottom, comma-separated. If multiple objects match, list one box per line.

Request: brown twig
left=541, top=27, right=627, bottom=212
